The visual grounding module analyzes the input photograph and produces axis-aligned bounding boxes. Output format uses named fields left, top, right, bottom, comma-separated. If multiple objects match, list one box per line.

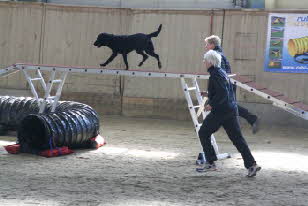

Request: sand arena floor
left=1, top=115, right=308, bottom=206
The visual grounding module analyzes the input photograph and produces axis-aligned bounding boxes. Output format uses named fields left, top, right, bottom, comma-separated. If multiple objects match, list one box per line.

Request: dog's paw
left=100, top=63, right=106, bottom=67
left=138, top=62, right=143, bottom=67
left=158, top=62, right=162, bottom=69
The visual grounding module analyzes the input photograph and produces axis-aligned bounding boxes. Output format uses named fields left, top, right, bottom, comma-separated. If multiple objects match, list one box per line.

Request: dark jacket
left=213, top=46, right=231, bottom=74
left=207, top=65, right=238, bottom=116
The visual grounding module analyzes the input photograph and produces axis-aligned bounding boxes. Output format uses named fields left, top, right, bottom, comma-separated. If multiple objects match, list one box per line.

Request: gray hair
left=203, top=50, right=221, bottom=67
left=204, top=35, right=221, bottom=47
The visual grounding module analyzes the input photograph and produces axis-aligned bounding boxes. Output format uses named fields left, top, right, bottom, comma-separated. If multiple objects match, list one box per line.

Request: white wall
left=47, top=0, right=235, bottom=9
left=265, top=0, right=275, bottom=9
left=266, top=0, right=308, bottom=9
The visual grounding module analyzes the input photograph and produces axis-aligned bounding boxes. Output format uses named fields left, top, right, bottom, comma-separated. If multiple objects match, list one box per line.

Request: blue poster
left=264, top=13, right=308, bottom=73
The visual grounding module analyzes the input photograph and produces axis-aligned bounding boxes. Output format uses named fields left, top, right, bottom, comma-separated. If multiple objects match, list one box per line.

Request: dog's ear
left=101, top=33, right=114, bottom=42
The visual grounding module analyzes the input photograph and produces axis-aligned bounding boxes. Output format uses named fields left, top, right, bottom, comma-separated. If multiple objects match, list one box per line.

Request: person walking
left=197, top=50, right=261, bottom=177
left=204, top=35, right=260, bottom=134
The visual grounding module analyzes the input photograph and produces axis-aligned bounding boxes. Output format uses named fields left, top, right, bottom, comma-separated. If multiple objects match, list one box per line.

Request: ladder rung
left=52, top=80, right=62, bottom=83
left=30, top=77, right=43, bottom=81
left=187, top=87, right=196, bottom=91
left=193, top=105, right=201, bottom=108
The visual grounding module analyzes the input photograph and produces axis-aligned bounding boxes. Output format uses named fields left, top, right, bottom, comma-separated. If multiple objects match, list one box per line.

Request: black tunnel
left=0, top=96, right=100, bottom=152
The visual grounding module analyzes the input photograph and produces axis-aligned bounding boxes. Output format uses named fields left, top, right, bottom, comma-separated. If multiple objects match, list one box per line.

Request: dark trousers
left=233, top=84, right=257, bottom=125
left=238, top=105, right=257, bottom=125
left=198, top=112, right=256, bottom=169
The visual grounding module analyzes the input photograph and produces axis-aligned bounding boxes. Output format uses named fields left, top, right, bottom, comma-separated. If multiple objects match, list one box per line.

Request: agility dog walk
left=1, top=63, right=308, bottom=159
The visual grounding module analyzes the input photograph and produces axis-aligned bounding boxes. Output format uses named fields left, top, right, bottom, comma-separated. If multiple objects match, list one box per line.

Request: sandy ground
left=1, top=115, right=308, bottom=206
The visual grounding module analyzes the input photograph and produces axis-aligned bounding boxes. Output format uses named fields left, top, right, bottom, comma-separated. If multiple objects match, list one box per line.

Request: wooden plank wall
left=0, top=2, right=307, bottom=119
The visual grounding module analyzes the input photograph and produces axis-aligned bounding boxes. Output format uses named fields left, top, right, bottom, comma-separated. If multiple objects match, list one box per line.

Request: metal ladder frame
left=21, top=66, right=68, bottom=113
left=180, top=77, right=230, bottom=164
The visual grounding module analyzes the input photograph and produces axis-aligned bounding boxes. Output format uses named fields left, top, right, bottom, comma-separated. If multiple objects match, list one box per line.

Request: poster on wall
left=264, top=13, right=308, bottom=73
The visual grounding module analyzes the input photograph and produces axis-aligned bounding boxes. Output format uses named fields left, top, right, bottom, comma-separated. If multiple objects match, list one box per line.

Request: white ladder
left=22, top=66, right=68, bottom=113
left=180, top=77, right=230, bottom=164
left=2, top=63, right=308, bottom=120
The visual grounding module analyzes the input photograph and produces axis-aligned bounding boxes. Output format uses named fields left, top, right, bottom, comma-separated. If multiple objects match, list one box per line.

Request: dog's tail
left=147, top=24, right=162, bottom=38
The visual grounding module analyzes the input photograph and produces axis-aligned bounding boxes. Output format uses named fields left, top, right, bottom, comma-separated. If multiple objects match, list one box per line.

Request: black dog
left=94, top=24, right=162, bottom=70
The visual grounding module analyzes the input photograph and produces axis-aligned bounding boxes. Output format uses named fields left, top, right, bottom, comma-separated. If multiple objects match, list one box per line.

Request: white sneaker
left=196, top=162, right=217, bottom=173
left=247, top=164, right=261, bottom=177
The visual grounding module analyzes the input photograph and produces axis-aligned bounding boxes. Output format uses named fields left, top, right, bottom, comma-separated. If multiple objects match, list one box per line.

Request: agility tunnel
left=288, top=36, right=308, bottom=56
left=0, top=96, right=42, bottom=131
left=288, top=36, right=308, bottom=63
left=0, top=96, right=103, bottom=156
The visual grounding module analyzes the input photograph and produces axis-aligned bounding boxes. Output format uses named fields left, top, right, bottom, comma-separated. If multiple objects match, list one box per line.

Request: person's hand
left=200, top=91, right=208, bottom=97
left=205, top=105, right=212, bottom=111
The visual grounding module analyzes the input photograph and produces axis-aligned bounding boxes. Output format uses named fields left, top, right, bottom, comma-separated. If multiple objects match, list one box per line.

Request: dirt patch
left=1, top=115, right=308, bottom=206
